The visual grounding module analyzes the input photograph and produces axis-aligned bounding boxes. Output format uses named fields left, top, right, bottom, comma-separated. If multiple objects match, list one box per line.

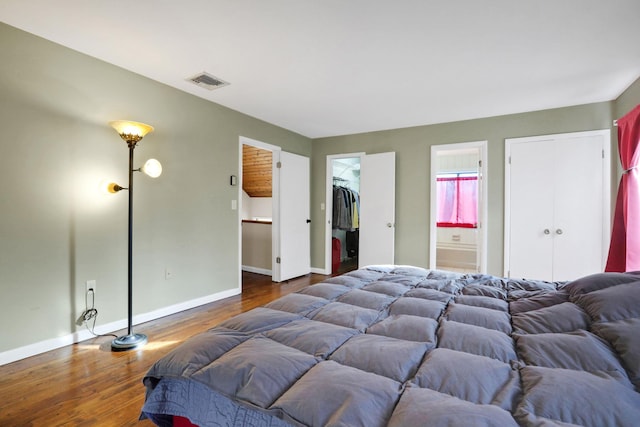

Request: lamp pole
left=126, top=141, right=135, bottom=337
left=109, top=120, right=154, bottom=352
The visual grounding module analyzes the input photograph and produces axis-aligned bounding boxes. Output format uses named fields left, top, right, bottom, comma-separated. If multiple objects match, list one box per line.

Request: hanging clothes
left=332, top=185, right=360, bottom=230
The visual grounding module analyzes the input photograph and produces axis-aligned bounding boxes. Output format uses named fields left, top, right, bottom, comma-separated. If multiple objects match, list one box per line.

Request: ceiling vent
left=186, top=72, right=229, bottom=91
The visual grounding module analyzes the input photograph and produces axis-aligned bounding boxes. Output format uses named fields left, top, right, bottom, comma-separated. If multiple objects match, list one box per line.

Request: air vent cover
left=187, top=72, right=229, bottom=91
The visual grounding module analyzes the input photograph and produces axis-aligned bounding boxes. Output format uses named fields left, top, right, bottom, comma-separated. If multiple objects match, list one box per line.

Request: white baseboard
left=241, top=265, right=272, bottom=276
left=0, top=287, right=241, bottom=366
left=310, top=267, right=330, bottom=275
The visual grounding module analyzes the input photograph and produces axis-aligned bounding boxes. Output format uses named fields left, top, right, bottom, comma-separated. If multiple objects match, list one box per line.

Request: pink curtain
left=605, top=104, right=640, bottom=272
left=437, top=175, right=478, bottom=228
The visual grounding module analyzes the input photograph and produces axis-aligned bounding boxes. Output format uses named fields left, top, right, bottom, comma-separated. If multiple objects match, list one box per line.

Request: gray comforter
left=141, top=266, right=640, bottom=427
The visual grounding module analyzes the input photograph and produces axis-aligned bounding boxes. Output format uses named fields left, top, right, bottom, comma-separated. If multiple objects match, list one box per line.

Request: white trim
left=310, top=267, right=330, bottom=275
left=0, top=287, right=240, bottom=366
left=429, top=141, right=488, bottom=273
left=325, top=153, right=365, bottom=274
left=241, top=265, right=273, bottom=276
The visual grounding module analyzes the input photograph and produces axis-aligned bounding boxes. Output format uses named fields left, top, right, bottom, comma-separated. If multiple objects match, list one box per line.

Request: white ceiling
left=1, top=1, right=639, bottom=139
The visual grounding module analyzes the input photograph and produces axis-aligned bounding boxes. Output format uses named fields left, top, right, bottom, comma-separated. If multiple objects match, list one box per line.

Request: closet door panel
left=552, top=136, right=604, bottom=281
left=508, top=140, right=555, bottom=280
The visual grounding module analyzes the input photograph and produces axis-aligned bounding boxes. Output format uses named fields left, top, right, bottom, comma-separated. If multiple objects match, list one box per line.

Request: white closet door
left=358, top=152, right=396, bottom=268
left=552, top=135, right=604, bottom=281
left=505, top=130, right=609, bottom=282
left=508, top=139, right=555, bottom=280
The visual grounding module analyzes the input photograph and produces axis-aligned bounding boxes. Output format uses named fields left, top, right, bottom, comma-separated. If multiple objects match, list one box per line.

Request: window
left=436, top=172, right=478, bottom=228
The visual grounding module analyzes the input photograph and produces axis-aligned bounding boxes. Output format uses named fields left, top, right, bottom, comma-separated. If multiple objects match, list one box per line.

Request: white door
left=358, top=152, right=396, bottom=268
left=276, top=151, right=310, bottom=281
left=507, top=139, right=556, bottom=280
left=552, top=135, right=605, bottom=280
left=505, top=130, right=609, bottom=281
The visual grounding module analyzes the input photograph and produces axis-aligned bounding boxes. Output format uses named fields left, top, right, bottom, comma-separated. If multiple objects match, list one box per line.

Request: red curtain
left=605, top=104, right=640, bottom=272
left=437, top=175, right=478, bottom=228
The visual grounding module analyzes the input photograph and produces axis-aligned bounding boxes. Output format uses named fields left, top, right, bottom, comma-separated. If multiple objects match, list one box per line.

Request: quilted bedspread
left=142, top=266, right=640, bottom=427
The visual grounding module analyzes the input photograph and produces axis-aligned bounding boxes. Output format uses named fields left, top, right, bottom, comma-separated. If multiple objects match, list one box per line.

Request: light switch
left=321, top=203, right=325, bottom=211
left=231, top=200, right=237, bottom=210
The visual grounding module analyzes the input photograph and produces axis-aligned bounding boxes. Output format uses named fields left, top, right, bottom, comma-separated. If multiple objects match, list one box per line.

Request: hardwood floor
left=0, top=271, right=335, bottom=426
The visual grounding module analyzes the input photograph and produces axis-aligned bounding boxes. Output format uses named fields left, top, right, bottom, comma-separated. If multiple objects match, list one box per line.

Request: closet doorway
left=327, top=154, right=363, bottom=275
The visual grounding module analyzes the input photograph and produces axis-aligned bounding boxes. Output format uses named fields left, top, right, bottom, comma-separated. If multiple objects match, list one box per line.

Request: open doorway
left=241, top=144, right=273, bottom=278
left=429, top=141, right=487, bottom=273
left=239, top=136, right=311, bottom=289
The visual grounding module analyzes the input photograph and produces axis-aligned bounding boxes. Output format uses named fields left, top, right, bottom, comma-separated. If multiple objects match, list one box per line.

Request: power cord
left=76, top=288, right=117, bottom=338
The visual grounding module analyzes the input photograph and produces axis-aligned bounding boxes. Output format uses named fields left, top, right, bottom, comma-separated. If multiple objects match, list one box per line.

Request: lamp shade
left=141, top=158, right=163, bottom=178
left=109, top=120, right=154, bottom=142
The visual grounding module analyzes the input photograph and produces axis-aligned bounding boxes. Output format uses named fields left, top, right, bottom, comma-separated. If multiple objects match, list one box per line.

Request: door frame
left=238, top=136, right=282, bottom=288
left=324, top=152, right=365, bottom=274
left=503, top=129, right=611, bottom=278
left=429, top=140, right=488, bottom=273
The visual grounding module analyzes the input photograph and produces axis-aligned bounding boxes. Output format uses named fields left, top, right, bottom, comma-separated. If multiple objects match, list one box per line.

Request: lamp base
left=111, top=333, right=148, bottom=352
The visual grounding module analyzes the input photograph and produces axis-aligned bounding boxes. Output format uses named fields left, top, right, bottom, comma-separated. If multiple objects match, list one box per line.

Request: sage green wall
left=0, top=23, right=310, bottom=353
left=311, top=102, right=615, bottom=276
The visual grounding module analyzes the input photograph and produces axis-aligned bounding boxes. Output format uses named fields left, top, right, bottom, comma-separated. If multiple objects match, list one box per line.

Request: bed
left=140, top=265, right=640, bottom=427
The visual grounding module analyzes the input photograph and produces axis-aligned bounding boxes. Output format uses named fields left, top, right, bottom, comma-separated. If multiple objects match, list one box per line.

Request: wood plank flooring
left=0, top=271, right=340, bottom=426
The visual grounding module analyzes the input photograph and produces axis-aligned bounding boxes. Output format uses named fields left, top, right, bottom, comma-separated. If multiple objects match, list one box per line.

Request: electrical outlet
left=165, top=268, right=173, bottom=280
left=86, top=279, right=96, bottom=294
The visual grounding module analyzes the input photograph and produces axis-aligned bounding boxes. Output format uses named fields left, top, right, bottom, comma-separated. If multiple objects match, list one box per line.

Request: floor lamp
left=107, top=120, right=162, bottom=351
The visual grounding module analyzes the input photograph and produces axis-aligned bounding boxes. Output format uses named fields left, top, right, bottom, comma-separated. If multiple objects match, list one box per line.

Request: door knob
left=556, top=229, right=563, bottom=235
left=544, top=229, right=550, bottom=235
